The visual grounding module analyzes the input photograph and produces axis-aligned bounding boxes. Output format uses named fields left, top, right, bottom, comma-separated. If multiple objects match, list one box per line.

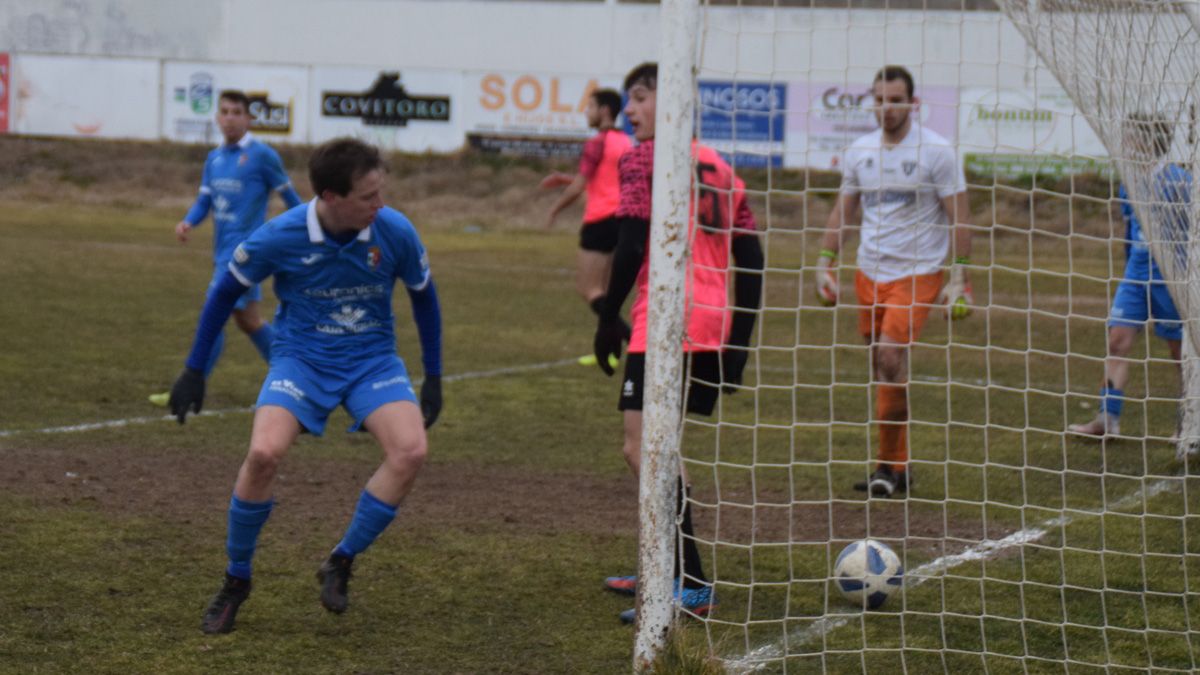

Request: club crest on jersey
left=238, top=153, right=249, bottom=166
left=902, top=161, right=917, bottom=176
left=367, top=246, right=382, bottom=269
left=864, top=157, right=874, bottom=169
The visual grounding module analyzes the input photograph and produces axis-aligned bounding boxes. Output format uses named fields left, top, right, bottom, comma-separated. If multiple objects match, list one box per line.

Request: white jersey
left=840, top=125, right=966, bottom=282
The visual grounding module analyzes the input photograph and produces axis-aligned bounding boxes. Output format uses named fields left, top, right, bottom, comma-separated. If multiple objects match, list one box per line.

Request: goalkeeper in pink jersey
left=540, top=88, right=633, bottom=365
left=591, top=62, right=765, bottom=624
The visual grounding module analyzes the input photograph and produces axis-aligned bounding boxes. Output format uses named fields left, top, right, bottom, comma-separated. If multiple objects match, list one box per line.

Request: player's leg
left=578, top=219, right=626, bottom=367
left=857, top=273, right=940, bottom=496
left=613, top=353, right=718, bottom=622
left=317, top=356, right=424, bottom=614
left=1071, top=280, right=1149, bottom=436
left=231, top=285, right=274, bottom=364
left=201, top=404, right=303, bottom=634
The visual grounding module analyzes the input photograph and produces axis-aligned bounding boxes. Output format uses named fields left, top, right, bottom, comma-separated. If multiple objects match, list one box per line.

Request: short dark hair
left=624, top=63, right=657, bottom=93
left=309, top=138, right=386, bottom=197
left=218, top=90, right=251, bottom=113
left=1126, top=112, right=1174, bottom=158
left=592, top=89, right=623, bottom=119
left=873, top=65, right=915, bottom=99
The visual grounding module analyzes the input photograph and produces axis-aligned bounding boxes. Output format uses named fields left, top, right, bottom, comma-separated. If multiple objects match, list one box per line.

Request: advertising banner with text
left=310, top=67, right=461, bottom=153
left=463, top=71, right=622, bottom=158
left=697, top=80, right=786, bottom=168
left=162, top=61, right=309, bottom=144
left=784, top=81, right=959, bottom=171
left=957, top=86, right=1109, bottom=177
left=10, top=54, right=159, bottom=139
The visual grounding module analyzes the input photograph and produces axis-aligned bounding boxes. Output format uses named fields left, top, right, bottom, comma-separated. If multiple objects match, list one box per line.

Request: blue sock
left=334, top=490, right=398, bottom=559
left=203, top=331, right=226, bottom=377
left=248, top=323, right=274, bottom=363
left=1101, top=386, right=1124, bottom=418
left=225, top=495, right=273, bottom=580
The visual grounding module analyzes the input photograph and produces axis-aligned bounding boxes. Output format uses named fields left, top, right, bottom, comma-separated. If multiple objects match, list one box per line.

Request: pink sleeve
left=578, top=135, right=604, bottom=180
left=615, top=144, right=653, bottom=221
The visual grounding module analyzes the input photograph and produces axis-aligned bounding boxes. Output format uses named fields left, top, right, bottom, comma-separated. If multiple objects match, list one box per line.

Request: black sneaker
left=853, top=467, right=912, bottom=497
left=201, top=573, right=251, bottom=634
left=317, top=552, right=354, bottom=614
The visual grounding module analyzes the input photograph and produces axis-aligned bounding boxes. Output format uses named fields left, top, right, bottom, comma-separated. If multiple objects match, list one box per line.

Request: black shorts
left=618, top=351, right=722, bottom=416
left=580, top=217, right=620, bottom=253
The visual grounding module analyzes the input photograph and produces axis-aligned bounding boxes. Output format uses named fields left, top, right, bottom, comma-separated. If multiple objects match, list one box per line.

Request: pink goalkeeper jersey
left=580, top=129, right=631, bottom=224
left=616, top=140, right=757, bottom=354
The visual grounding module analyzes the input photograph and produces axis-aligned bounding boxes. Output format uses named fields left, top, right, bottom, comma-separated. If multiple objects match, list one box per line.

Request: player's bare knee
left=243, top=444, right=284, bottom=481
left=383, top=437, right=427, bottom=474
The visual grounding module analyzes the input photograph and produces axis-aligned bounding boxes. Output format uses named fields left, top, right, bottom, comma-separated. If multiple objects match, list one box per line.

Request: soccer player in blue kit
left=168, top=138, right=444, bottom=634
left=150, top=89, right=302, bottom=406
left=1069, top=113, right=1191, bottom=438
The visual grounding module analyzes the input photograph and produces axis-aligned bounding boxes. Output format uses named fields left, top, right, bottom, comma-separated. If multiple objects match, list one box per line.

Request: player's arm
left=263, top=147, right=303, bottom=209
left=543, top=174, right=587, bottom=229
left=814, top=192, right=860, bottom=306
left=593, top=216, right=647, bottom=375
left=168, top=270, right=250, bottom=423
left=177, top=161, right=214, bottom=243
left=938, top=189, right=974, bottom=319
left=724, top=216, right=765, bottom=392
left=405, top=279, right=443, bottom=429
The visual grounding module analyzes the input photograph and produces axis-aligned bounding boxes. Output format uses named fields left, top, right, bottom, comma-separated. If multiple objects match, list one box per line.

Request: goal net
left=637, top=0, right=1200, bottom=671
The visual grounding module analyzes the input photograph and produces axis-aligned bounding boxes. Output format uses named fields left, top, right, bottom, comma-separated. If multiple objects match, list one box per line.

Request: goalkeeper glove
left=420, top=375, right=442, bottom=429
left=168, top=367, right=206, bottom=425
left=939, top=258, right=974, bottom=320
left=815, top=249, right=838, bottom=306
left=593, top=316, right=626, bottom=376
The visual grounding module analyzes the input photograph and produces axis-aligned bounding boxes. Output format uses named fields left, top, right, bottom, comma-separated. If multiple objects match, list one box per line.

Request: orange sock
left=876, top=383, right=908, bottom=473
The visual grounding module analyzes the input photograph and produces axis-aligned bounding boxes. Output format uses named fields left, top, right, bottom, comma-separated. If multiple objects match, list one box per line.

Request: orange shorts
left=856, top=270, right=944, bottom=344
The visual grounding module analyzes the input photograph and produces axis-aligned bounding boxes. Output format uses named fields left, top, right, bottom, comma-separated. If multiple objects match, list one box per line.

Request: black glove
left=593, top=316, right=626, bottom=376
left=421, top=375, right=442, bottom=429
left=721, top=348, right=749, bottom=394
left=168, top=367, right=206, bottom=424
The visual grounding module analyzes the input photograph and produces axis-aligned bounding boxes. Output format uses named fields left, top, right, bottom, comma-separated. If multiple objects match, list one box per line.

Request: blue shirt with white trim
left=1118, top=162, right=1191, bottom=283
left=184, top=133, right=301, bottom=268
left=228, top=199, right=432, bottom=370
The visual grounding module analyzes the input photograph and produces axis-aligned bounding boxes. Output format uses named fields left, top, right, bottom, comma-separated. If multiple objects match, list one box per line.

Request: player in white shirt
left=815, top=65, right=974, bottom=497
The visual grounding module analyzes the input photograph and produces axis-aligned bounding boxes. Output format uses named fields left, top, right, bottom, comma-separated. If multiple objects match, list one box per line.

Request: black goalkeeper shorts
left=580, top=217, right=621, bottom=253
left=618, top=351, right=721, bottom=416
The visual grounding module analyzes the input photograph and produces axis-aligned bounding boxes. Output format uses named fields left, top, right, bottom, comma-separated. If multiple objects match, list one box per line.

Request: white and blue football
left=833, top=539, right=903, bottom=609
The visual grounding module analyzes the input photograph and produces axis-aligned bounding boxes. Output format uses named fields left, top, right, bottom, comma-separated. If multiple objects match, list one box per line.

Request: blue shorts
left=210, top=268, right=262, bottom=311
left=256, top=354, right=418, bottom=436
left=1108, top=278, right=1182, bottom=341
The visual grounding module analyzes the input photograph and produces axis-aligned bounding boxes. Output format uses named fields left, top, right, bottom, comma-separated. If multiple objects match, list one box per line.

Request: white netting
left=642, top=0, right=1200, bottom=671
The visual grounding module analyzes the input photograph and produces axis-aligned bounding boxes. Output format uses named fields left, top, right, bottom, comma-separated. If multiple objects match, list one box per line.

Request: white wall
left=0, top=1, right=1109, bottom=174
left=0, top=1, right=1035, bottom=88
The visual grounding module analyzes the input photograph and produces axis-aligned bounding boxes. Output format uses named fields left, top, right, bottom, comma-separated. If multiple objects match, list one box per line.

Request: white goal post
left=638, top=0, right=1200, bottom=671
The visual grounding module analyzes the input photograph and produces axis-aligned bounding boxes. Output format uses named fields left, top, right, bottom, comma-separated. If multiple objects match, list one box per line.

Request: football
left=833, top=539, right=903, bottom=609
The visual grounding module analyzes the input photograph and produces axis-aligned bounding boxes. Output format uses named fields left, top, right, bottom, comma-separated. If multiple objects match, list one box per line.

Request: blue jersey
left=228, top=200, right=431, bottom=370
left=1119, top=163, right=1191, bottom=282
left=185, top=133, right=300, bottom=268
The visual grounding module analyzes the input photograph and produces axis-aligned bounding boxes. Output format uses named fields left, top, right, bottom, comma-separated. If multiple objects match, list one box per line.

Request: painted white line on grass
left=726, top=476, right=1183, bottom=672
left=0, top=357, right=583, bottom=439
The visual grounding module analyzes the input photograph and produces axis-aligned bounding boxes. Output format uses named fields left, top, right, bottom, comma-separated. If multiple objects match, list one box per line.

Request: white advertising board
left=10, top=54, right=158, bottom=139
left=958, top=86, right=1110, bottom=176
left=310, top=67, right=462, bottom=153
left=462, top=71, right=622, bottom=157
left=162, top=61, right=309, bottom=144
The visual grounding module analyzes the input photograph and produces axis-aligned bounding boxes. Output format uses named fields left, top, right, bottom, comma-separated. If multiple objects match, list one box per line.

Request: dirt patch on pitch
left=1, top=442, right=1000, bottom=557
left=0, top=443, right=639, bottom=538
